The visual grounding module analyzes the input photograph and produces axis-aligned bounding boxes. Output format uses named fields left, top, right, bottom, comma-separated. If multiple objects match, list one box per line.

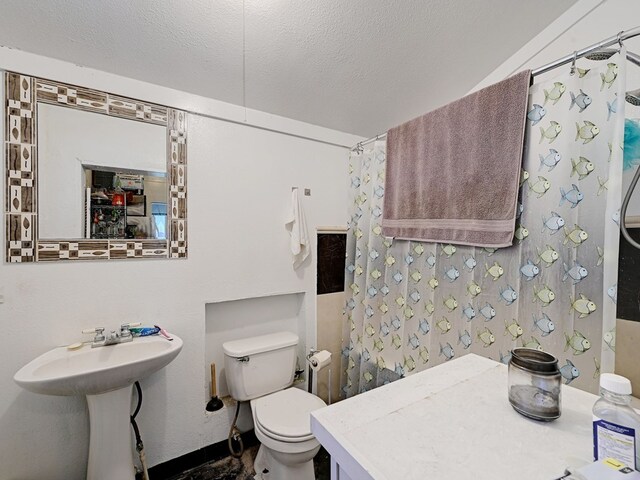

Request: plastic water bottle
left=593, top=373, right=640, bottom=470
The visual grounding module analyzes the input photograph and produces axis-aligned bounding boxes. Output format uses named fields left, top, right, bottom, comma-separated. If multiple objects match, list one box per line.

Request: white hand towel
left=285, top=188, right=309, bottom=269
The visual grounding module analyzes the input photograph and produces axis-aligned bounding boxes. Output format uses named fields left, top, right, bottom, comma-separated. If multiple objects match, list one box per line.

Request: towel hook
left=569, top=51, right=577, bottom=76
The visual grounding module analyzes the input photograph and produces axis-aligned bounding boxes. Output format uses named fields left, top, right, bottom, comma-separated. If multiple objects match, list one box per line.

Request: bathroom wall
left=472, top=0, right=640, bottom=389
left=470, top=0, right=639, bottom=92
left=0, top=47, right=360, bottom=479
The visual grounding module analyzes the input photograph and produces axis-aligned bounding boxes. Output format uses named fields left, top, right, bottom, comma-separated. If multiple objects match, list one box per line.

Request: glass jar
left=508, top=348, right=561, bottom=421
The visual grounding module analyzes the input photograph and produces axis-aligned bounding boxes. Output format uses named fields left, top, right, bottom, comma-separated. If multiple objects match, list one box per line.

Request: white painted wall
left=0, top=49, right=359, bottom=479
left=471, top=0, right=640, bottom=90
left=38, top=102, right=166, bottom=238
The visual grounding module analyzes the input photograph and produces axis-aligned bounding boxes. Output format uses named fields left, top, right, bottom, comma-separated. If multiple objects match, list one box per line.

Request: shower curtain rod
left=530, top=25, right=640, bottom=76
left=352, top=25, right=640, bottom=151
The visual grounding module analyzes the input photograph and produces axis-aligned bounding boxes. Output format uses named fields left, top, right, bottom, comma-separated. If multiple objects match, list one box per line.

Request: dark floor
left=166, top=445, right=330, bottom=480
left=314, top=447, right=331, bottom=480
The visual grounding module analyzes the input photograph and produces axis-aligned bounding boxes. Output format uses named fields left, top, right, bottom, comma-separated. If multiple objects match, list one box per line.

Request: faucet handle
left=121, top=322, right=141, bottom=330
left=120, top=322, right=141, bottom=337
left=82, top=327, right=105, bottom=341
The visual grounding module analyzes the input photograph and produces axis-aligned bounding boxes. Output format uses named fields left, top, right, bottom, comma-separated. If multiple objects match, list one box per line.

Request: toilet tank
left=223, top=331, right=298, bottom=401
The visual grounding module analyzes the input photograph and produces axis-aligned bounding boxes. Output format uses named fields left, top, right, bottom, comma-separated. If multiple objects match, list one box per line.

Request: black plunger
left=206, top=362, right=224, bottom=412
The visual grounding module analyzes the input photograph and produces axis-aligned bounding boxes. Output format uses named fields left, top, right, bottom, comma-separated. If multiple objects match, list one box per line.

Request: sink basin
left=14, top=333, right=183, bottom=480
left=14, top=334, right=183, bottom=396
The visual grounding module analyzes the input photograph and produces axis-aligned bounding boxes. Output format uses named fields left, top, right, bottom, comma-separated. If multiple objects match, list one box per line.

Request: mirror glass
left=37, top=103, right=166, bottom=240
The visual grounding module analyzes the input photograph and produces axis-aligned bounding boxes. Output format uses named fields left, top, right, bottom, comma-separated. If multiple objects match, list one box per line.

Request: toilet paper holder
left=306, top=349, right=317, bottom=395
left=306, top=349, right=332, bottom=404
left=307, top=348, right=319, bottom=366
left=307, top=349, right=331, bottom=369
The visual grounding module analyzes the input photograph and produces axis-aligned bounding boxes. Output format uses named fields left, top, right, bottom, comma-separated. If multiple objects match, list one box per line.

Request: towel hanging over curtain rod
left=352, top=25, right=640, bottom=151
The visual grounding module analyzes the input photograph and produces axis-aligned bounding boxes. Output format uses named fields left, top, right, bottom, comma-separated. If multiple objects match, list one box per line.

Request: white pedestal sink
left=14, top=334, right=183, bottom=480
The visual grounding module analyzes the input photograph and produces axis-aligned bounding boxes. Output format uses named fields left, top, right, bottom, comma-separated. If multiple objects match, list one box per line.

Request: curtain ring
left=617, top=30, right=625, bottom=49
left=570, top=51, right=577, bottom=76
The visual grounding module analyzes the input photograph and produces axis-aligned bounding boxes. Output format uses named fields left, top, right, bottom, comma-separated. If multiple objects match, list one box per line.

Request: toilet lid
left=254, top=388, right=326, bottom=440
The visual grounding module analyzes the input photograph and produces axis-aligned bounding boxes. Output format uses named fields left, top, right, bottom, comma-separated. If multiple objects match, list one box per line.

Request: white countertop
left=311, top=354, right=599, bottom=480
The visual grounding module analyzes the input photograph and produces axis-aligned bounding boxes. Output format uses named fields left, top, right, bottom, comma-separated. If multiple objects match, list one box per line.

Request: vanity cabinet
left=311, top=354, right=599, bottom=480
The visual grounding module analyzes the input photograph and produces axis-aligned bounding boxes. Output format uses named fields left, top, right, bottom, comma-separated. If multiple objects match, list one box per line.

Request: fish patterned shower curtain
left=341, top=51, right=626, bottom=396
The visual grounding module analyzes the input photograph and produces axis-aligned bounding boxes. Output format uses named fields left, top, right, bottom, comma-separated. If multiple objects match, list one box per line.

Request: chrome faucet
left=82, top=323, right=141, bottom=348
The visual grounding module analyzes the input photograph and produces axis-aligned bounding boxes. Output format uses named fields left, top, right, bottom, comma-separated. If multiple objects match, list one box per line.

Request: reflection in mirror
left=37, top=102, right=166, bottom=239
left=85, top=167, right=167, bottom=240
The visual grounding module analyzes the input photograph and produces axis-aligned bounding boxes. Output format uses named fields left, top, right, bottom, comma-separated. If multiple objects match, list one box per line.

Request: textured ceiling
left=0, top=0, right=576, bottom=137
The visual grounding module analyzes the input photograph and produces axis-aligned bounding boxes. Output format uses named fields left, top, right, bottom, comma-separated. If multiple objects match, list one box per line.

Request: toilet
left=223, top=331, right=327, bottom=480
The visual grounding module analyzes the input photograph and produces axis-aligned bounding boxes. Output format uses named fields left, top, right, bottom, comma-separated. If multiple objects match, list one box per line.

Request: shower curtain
left=341, top=51, right=626, bottom=396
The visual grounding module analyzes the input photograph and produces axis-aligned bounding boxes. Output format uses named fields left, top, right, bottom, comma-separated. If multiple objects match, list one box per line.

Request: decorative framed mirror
left=4, top=72, right=187, bottom=262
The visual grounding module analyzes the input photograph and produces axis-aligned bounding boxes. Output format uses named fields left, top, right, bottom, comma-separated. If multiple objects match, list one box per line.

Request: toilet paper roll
left=308, top=350, right=332, bottom=372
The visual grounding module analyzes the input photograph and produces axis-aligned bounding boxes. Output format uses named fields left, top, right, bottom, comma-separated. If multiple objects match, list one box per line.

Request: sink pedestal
left=14, top=334, right=183, bottom=479
left=86, top=385, right=135, bottom=480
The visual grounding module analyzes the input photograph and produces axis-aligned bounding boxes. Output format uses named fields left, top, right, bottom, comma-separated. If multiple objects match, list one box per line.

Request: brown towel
left=382, top=69, right=531, bottom=248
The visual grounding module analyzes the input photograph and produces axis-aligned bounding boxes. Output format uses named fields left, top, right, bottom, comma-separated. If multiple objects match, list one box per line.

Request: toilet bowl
left=251, top=387, right=326, bottom=479
left=222, top=332, right=328, bottom=480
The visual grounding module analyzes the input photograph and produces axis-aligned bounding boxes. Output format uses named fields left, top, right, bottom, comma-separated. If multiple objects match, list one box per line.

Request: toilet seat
left=253, top=387, right=326, bottom=443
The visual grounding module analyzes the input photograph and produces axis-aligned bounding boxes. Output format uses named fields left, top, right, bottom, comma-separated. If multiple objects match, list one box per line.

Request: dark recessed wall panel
left=618, top=229, right=640, bottom=321
left=317, top=233, right=346, bottom=295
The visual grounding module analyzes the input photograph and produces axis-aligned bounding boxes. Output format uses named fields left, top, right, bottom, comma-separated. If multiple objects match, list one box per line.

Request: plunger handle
left=210, top=362, right=217, bottom=398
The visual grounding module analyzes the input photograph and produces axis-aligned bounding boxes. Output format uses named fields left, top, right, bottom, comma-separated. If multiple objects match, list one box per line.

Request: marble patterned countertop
left=311, top=354, right=599, bottom=480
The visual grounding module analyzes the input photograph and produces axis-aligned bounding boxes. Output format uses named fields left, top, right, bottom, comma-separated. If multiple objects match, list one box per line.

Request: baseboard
left=145, top=429, right=259, bottom=480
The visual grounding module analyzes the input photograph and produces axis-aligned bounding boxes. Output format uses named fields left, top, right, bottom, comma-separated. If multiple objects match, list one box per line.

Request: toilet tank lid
left=222, top=331, right=298, bottom=357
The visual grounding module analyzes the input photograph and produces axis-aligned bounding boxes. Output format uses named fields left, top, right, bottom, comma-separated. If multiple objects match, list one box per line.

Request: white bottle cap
left=600, top=373, right=632, bottom=395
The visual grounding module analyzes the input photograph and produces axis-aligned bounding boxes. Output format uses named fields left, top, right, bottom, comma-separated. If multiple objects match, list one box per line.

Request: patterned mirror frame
left=4, top=72, right=187, bottom=262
